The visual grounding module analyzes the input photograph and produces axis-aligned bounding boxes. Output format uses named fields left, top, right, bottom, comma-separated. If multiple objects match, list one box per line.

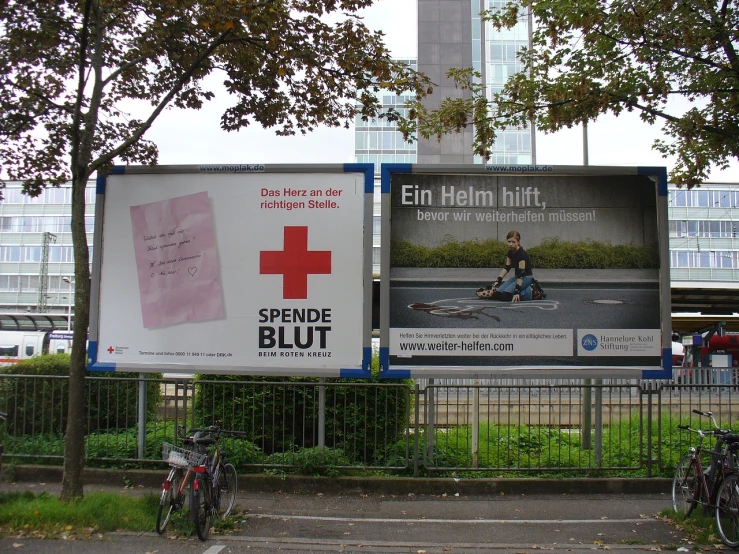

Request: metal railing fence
left=422, top=382, right=645, bottom=475
left=1, top=371, right=738, bottom=476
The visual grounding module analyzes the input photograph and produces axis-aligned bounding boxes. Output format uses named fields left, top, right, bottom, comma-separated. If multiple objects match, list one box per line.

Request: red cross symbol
left=260, top=226, right=331, bottom=299
left=107, top=346, right=115, bottom=354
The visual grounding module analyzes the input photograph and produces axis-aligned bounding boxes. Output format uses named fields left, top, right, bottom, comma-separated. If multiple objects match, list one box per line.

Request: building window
left=372, top=247, right=381, bottom=267
left=0, top=246, right=21, bottom=262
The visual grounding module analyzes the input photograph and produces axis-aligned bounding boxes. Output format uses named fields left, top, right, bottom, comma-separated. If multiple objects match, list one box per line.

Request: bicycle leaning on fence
left=671, top=409, right=739, bottom=547
left=156, top=426, right=208, bottom=534
left=189, top=425, right=244, bottom=541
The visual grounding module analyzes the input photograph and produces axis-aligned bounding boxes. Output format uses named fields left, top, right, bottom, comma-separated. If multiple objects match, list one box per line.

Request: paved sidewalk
left=2, top=469, right=688, bottom=553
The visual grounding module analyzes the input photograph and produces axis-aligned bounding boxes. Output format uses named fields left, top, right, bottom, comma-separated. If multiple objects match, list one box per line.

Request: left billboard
left=88, top=164, right=374, bottom=377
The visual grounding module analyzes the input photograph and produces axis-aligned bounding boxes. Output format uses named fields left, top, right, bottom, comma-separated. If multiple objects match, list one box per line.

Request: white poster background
left=390, top=328, right=573, bottom=357
left=576, top=329, right=661, bottom=357
left=96, top=172, right=364, bottom=371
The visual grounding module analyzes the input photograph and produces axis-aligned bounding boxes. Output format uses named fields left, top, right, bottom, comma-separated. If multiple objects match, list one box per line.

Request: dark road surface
left=0, top=483, right=690, bottom=554
left=390, top=287, right=660, bottom=330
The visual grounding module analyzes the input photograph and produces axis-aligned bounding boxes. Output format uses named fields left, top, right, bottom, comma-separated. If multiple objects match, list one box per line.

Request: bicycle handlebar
left=678, top=425, right=738, bottom=444
left=176, top=424, right=246, bottom=440
left=690, top=409, right=730, bottom=434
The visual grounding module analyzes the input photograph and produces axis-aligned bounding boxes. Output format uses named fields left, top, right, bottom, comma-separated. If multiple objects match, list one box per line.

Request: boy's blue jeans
left=497, top=276, right=533, bottom=300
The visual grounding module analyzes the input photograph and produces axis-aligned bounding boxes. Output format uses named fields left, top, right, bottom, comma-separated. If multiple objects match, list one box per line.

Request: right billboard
left=380, top=165, right=671, bottom=379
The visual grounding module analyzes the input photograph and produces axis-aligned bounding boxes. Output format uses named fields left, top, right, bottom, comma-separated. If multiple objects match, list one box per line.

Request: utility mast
left=37, top=232, right=57, bottom=312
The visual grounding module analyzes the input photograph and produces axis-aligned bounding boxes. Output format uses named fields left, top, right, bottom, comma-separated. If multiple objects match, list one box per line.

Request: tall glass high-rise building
left=416, top=0, right=534, bottom=164
left=354, top=58, right=418, bottom=175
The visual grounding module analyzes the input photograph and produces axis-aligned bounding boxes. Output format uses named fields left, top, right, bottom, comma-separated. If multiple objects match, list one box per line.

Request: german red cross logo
left=260, top=226, right=332, bottom=299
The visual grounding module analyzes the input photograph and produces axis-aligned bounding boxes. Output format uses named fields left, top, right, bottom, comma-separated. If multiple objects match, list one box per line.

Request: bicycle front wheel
left=716, top=473, right=739, bottom=547
left=191, top=475, right=212, bottom=541
left=156, top=467, right=183, bottom=535
left=672, top=456, right=699, bottom=515
left=217, top=463, right=238, bottom=518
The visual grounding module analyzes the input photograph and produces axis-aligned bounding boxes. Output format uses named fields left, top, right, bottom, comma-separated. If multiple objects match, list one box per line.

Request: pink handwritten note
left=130, top=192, right=224, bottom=328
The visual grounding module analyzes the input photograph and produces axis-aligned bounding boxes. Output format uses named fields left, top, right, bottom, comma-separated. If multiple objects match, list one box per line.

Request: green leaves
left=416, top=0, right=739, bottom=188
left=0, top=0, right=432, bottom=188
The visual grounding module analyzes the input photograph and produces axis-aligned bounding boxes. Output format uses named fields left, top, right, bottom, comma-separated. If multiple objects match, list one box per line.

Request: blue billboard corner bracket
left=642, top=348, right=673, bottom=380
left=379, top=347, right=390, bottom=373
left=95, top=173, right=107, bottom=195
left=343, top=163, right=375, bottom=194
left=88, top=362, right=117, bottom=372
left=86, top=343, right=117, bottom=372
left=97, top=165, right=124, bottom=194
left=644, top=368, right=671, bottom=380
left=340, top=368, right=372, bottom=379
left=363, top=346, right=372, bottom=372
left=380, top=163, right=412, bottom=194
left=378, top=347, right=413, bottom=379
left=638, top=166, right=668, bottom=196
left=87, top=341, right=98, bottom=364
left=381, top=368, right=411, bottom=379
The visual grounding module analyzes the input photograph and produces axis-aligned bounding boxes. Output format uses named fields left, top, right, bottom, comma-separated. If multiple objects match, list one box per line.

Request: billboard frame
left=88, top=163, right=375, bottom=378
left=379, top=164, right=671, bottom=380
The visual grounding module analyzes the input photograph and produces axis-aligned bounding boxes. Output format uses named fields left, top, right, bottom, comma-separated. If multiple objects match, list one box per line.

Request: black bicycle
left=672, top=410, right=739, bottom=547
left=189, top=426, right=244, bottom=541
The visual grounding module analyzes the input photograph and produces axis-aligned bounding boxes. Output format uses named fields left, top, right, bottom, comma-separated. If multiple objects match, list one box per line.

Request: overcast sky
left=144, top=0, right=739, bottom=184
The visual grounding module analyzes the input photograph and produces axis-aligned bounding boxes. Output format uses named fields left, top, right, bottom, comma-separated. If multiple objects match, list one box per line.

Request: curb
left=11, top=466, right=671, bottom=496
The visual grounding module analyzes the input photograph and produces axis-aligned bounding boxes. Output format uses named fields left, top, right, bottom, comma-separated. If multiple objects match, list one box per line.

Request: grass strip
left=0, top=491, right=159, bottom=538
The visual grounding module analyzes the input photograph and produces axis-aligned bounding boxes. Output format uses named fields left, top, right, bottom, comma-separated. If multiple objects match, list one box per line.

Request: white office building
left=0, top=183, right=95, bottom=318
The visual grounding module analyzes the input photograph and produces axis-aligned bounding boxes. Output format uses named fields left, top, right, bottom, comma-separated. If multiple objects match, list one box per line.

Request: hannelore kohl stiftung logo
left=581, top=334, right=599, bottom=351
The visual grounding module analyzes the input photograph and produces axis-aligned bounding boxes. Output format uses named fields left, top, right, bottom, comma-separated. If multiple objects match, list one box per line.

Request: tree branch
left=88, top=30, right=233, bottom=174
left=71, top=0, right=93, bottom=180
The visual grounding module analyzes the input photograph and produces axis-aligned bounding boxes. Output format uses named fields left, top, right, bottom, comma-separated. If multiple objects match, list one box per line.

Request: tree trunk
left=60, top=175, right=92, bottom=502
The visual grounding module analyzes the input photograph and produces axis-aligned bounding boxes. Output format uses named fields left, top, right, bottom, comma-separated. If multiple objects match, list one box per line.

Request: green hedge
left=391, top=237, right=659, bottom=269
left=0, top=354, right=162, bottom=435
left=193, top=355, right=413, bottom=465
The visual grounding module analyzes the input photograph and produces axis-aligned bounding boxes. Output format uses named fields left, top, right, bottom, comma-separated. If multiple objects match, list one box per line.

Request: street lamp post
left=62, top=277, right=74, bottom=331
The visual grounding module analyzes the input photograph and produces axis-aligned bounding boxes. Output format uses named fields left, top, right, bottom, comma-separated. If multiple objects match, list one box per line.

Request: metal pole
left=581, top=119, right=591, bottom=451
left=582, top=380, right=592, bottom=450
left=62, top=276, right=74, bottom=331
left=594, top=379, right=602, bottom=468
left=414, top=384, right=420, bottom=477
left=646, top=382, right=653, bottom=478
left=528, top=8, right=536, bottom=165
left=427, top=379, right=435, bottom=472
left=174, top=377, right=181, bottom=440
left=472, top=379, right=480, bottom=468
left=138, top=373, right=147, bottom=459
left=318, top=377, right=326, bottom=450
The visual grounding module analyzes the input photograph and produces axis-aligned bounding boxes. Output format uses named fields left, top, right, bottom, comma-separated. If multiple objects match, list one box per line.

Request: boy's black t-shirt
left=505, top=247, right=533, bottom=277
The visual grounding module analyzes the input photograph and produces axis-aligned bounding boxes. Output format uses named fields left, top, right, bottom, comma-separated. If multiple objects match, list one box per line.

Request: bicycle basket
left=161, top=442, right=207, bottom=469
